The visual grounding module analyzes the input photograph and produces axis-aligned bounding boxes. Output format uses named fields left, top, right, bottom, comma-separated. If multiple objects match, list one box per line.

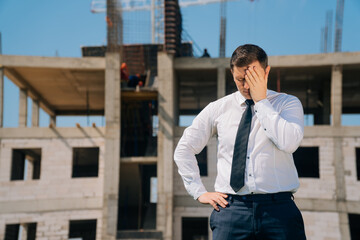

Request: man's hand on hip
left=197, top=192, right=229, bottom=211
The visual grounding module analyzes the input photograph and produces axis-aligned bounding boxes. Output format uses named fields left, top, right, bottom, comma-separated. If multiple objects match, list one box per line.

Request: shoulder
left=268, top=90, right=301, bottom=102
left=267, top=90, right=303, bottom=109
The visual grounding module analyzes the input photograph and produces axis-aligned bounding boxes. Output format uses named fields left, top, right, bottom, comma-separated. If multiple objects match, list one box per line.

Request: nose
left=244, top=81, right=250, bottom=89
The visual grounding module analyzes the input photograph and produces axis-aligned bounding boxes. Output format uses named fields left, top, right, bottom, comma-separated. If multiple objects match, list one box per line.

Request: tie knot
left=245, top=99, right=254, bottom=106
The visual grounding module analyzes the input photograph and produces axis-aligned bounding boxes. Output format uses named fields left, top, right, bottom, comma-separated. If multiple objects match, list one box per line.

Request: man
left=174, top=44, right=306, bottom=239
left=201, top=48, right=211, bottom=58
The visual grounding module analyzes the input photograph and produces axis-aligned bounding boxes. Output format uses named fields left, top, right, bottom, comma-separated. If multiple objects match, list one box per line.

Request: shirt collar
left=235, top=89, right=271, bottom=106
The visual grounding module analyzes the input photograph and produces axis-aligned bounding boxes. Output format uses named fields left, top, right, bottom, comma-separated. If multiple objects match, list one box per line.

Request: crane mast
left=334, top=0, right=344, bottom=52
left=219, top=0, right=226, bottom=57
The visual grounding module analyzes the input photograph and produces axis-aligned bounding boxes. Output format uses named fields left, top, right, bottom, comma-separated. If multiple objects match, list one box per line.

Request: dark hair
left=230, top=44, right=268, bottom=70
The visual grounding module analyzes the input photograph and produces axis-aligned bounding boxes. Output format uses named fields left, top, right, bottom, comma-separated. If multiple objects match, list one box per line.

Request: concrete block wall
left=302, top=211, right=342, bottom=240
left=343, top=137, right=360, bottom=202
left=0, top=210, right=103, bottom=240
left=295, top=137, right=337, bottom=200
left=0, top=137, right=105, bottom=238
left=0, top=138, right=105, bottom=202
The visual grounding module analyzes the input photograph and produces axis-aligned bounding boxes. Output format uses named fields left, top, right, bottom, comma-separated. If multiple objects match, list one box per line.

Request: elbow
left=279, top=142, right=301, bottom=154
left=173, top=144, right=183, bottom=164
left=277, top=127, right=304, bottom=154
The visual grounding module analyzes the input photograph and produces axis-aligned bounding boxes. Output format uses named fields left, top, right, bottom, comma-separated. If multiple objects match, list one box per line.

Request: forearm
left=254, top=98, right=304, bottom=153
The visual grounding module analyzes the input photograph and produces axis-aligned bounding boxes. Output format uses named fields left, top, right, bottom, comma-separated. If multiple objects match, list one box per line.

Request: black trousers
left=210, top=192, right=306, bottom=240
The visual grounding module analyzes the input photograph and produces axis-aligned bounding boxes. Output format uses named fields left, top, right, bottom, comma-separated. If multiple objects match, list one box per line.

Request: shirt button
left=247, top=156, right=249, bottom=159
left=264, top=128, right=267, bottom=131
left=249, top=174, right=252, bottom=177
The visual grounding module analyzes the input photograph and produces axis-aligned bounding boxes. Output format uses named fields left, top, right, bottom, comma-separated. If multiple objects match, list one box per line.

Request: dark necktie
left=230, top=99, right=254, bottom=192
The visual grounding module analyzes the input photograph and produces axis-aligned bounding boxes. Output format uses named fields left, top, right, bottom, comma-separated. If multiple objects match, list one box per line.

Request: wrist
left=196, top=191, right=208, bottom=201
left=254, top=96, right=266, bottom=103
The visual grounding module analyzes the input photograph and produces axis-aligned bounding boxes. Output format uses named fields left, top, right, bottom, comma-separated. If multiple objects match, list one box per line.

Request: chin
left=242, top=93, right=251, bottom=99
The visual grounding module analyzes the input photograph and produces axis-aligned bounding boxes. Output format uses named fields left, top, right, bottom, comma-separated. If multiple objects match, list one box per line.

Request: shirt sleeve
left=174, top=102, right=216, bottom=200
left=254, top=95, right=304, bottom=154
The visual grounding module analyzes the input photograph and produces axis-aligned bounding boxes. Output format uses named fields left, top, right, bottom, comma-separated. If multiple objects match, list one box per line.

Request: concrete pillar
left=331, top=65, right=342, bottom=126
left=50, top=115, right=56, bottom=126
left=217, top=67, right=226, bottom=99
left=0, top=67, right=3, bottom=127
left=331, top=65, right=350, bottom=239
left=19, top=88, right=27, bottom=127
left=333, top=137, right=351, bottom=240
left=31, top=99, right=39, bottom=127
left=0, top=224, right=4, bottom=240
left=338, top=212, right=351, bottom=240
left=334, top=138, right=346, bottom=200
left=157, top=52, right=175, bottom=240
left=102, top=52, right=121, bottom=240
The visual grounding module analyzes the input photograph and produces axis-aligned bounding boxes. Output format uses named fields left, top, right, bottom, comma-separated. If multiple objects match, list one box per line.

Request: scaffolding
left=106, top=0, right=123, bottom=52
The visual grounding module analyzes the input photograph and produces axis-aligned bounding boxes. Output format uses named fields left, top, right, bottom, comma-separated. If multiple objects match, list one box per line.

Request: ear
left=265, top=66, right=271, bottom=80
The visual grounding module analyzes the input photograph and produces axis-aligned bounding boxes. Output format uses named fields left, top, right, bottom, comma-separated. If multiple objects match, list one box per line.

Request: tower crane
left=91, top=0, right=255, bottom=56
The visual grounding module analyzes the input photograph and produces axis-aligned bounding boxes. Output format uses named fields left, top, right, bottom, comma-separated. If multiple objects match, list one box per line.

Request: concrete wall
left=0, top=138, right=104, bottom=202
left=0, top=137, right=104, bottom=239
left=302, top=211, right=342, bottom=240
left=343, top=137, right=360, bottom=202
left=296, top=137, right=337, bottom=200
left=0, top=210, right=103, bottom=240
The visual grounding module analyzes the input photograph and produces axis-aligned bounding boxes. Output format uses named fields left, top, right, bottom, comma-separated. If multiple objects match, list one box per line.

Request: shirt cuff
left=254, top=98, right=277, bottom=120
left=194, top=190, right=208, bottom=200
left=191, top=182, right=208, bottom=200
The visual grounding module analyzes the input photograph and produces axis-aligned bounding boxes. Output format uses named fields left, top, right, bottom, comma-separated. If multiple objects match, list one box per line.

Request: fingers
left=249, top=66, right=261, bottom=80
left=209, top=193, right=229, bottom=211
left=245, top=67, right=262, bottom=90
left=218, top=192, right=228, bottom=199
left=198, top=192, right=229, bottom=211
left=213, top=193, right=229, bottom=211
left=218, top=196, right=229, bottom=207
left=245, top=66, right=269, bottom=88
left=210, top=200, right=220, bottom=211
left=248, top=66, right=265, bottom=82
left=245, top=74, right=255, bottom=89
left=215, top=197, right=227, bottom=208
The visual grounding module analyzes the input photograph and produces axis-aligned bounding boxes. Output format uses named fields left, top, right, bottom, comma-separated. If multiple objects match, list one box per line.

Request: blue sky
left=0, top=0, right=360, bottom=127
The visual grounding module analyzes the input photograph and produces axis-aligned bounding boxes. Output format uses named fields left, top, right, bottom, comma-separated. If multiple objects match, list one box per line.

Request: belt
left=227, top=192, right=293, bottom=202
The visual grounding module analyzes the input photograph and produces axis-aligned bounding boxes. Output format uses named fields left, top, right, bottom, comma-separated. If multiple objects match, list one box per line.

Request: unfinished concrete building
left=1, top=49, right=360, bottom=240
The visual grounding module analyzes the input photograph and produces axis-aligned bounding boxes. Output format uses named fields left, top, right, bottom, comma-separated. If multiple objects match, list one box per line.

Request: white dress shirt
left=174, top=90, right=304, bottom=200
